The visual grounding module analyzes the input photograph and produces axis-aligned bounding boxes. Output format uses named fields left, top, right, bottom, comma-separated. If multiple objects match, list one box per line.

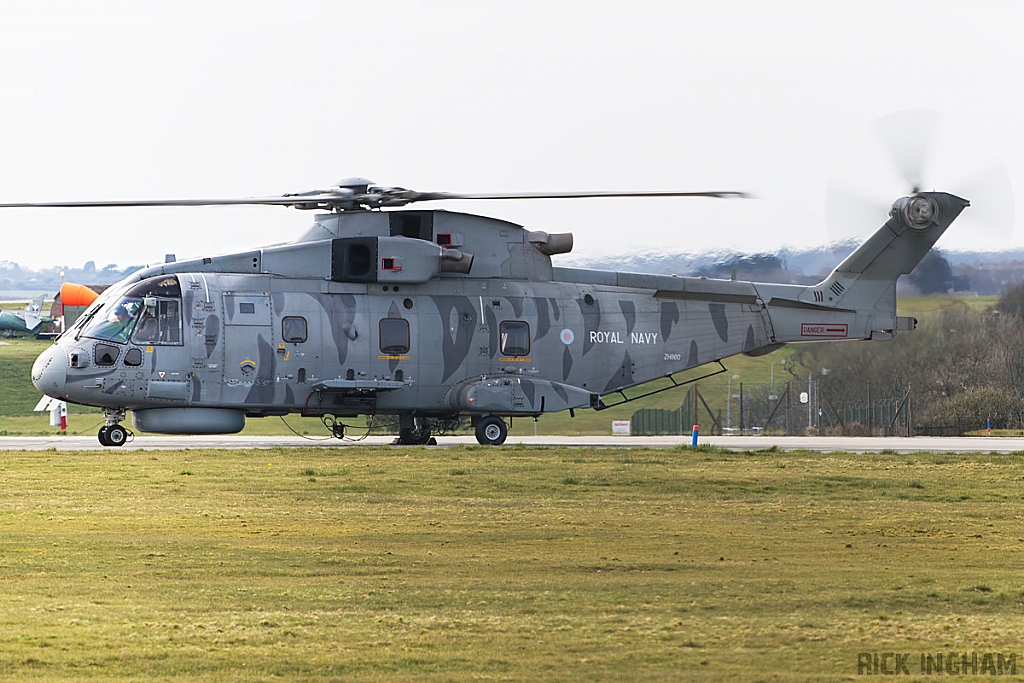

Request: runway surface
left=2, top=434, right=1023, bottom=453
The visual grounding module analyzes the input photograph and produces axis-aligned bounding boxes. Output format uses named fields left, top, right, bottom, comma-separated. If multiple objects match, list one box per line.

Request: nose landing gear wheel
left=98, top=424, right=128, bottom=447
left=475, top=415, right=508, bottom=446
left=106, top=424, right=128, bottom=446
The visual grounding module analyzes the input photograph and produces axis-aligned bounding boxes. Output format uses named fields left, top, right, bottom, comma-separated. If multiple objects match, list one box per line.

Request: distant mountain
left=563, top=245, right=1024, bottom=296
left=0, top=261, right=142, bottom=297
left=564, top=242, right=854, bottom=282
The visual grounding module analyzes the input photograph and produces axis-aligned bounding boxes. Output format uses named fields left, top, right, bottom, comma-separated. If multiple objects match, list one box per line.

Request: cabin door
left=221, top=292, right=275, bottom=406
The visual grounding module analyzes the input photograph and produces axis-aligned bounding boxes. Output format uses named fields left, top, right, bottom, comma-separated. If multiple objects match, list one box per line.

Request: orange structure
left=60, top=282, right=99, bottom=307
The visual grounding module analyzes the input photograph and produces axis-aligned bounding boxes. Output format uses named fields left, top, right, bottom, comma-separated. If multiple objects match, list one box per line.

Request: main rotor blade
left=0, top=188, right=750, bottom=211
left=0, top=196, right=324, bottom=208
left=411, top=190, right=750, bottom=201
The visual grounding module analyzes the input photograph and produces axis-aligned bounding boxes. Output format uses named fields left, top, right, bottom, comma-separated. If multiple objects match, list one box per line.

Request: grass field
left=1, top=444, right=1022, bottom=681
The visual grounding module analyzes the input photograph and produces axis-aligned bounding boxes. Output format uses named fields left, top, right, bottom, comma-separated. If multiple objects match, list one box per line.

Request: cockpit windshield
left=68, top=285, right=121, bottom=338
left=82, top=297, right=145, bottom=343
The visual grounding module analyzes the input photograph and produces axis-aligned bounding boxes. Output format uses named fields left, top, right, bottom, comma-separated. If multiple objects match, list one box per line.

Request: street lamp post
left=808, top=372, right=813, bottom=429
left=727, top=374, right=739, bottom=430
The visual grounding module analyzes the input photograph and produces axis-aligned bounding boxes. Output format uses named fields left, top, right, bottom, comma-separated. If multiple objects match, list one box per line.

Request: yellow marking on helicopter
left=378, top=355, right=411, bottom=360
left=499, top=357, right=532, bottom=362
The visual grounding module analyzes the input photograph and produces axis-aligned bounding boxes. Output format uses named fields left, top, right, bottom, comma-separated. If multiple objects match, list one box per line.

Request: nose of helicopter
left=32, top=344, right=67, bottom=398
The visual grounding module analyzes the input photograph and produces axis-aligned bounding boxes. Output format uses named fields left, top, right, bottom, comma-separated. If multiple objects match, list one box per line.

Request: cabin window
left=124, top=347, right=143, bottom=366
left=500, top=321, right=530, bottom=356
left=94, top=343, right=119, bottom=367
left=379, top=318, right=410, bottom=355
left=282, top=316, right=307, bottom=344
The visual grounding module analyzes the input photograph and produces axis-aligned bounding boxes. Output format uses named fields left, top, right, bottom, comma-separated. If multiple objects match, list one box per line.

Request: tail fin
left=26, top=294, right=44, bottom=313
left=831, top=192, right=969, bottom=280
left=23, top=295, right=45, bottom=330
left=761, top=192, right=969, bottom=343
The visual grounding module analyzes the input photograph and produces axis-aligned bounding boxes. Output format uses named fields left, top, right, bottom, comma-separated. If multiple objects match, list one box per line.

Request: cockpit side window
left=132, top=299, right=182, bottom=345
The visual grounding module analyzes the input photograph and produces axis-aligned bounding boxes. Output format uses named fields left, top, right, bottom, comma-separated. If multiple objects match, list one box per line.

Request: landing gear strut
left=474, top=415, right=508, bottom=446
left=98, top=410, right=130, bottom=447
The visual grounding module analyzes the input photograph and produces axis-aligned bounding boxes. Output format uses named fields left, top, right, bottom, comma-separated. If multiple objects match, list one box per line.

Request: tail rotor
left=826, top=109, right=1014, bottom=260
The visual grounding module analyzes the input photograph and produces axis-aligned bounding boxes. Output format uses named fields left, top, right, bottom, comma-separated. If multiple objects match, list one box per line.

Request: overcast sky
left=0, top=0, right=1021, bottom=269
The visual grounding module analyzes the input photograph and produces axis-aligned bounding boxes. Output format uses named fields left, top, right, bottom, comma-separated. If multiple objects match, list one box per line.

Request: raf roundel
left=560, top=329, right=575, bottom=345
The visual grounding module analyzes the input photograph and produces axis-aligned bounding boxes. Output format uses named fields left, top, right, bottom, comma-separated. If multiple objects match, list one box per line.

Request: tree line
left=791, top=283, right=1024, bottom=432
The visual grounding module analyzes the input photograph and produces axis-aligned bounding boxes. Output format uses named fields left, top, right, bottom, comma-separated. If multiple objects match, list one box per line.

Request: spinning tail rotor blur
left=825, top=109, right=1014, bottom=260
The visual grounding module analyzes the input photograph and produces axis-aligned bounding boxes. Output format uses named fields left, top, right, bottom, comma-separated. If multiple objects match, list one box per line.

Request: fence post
left=786, top=381, right=792, bottom=435
left=867, top=382, right=873, bottom=435
left=907, top=383, right=913, bottom=437
left=739, top=382, right=744, bottom=433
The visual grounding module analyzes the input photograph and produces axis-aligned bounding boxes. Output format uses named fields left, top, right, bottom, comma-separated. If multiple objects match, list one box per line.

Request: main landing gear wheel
left=395, top=426, right=432, bottom=445
left=98, top=424, right=128, bottom=447
left=475, top=415, right=508, bottom=446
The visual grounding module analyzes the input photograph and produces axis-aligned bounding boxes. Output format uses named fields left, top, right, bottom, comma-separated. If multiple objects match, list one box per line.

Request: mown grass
left=0, top=338, right=82, bottom=418
left=0, top=445, right=1022, bottom=680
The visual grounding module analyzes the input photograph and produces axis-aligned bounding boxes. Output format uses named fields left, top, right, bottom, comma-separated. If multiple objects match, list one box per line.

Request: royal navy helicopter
left=13, top=178, right=966, bottom=446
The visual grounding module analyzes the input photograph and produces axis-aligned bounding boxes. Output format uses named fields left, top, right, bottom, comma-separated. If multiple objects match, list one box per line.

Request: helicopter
left=13, top=178, right=967, bottom=446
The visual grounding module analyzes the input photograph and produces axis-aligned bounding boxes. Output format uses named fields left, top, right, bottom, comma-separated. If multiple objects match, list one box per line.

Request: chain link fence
left=631, top=382, right=913, bottom=436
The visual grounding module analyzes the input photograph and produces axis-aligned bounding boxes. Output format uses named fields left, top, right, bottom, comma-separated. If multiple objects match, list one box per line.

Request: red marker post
left=691, top=424, right=699, bottom=447
left=48, top=400, right=68, bottom=434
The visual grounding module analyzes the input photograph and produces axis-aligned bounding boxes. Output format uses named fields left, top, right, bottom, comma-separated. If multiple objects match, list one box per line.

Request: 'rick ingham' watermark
left=857, top=652, right=1016, bottom=675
